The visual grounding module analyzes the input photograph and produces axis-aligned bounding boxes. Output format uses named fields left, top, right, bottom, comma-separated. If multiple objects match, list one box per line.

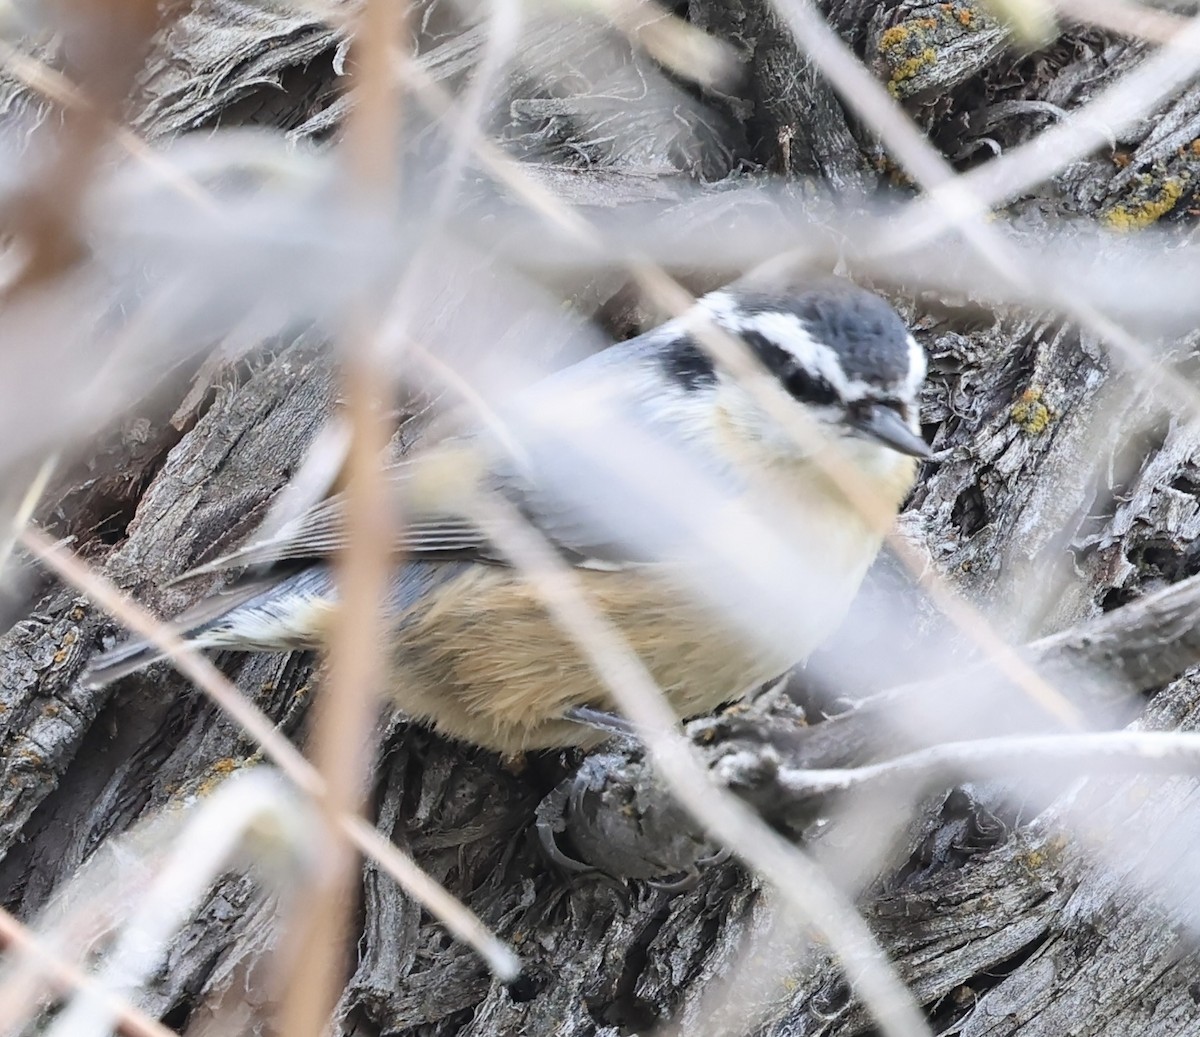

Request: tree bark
left=3, top=1, right=1200, bottom=1035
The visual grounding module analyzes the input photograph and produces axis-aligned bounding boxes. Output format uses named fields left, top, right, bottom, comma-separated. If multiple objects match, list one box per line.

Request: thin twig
left=20, top=528, right=521, bottom=981
left=1054, top=0, right=1195, bottom=44
left=0, top=453, right=57, bottom=578
left=46, top=771, right=309, bottom=1037
left=0, top=905, right=177, bottom=1037
left=426, top=0, right=522, bottom=223
left=773, top=730, right=1200, bottom=797
left=276, top=0, right=406, bottom=1027
left=469, top=493, right=932, bottom=1037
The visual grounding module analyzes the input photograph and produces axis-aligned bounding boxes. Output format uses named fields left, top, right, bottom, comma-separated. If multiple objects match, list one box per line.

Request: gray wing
left=178, top=494, right=493, bottom=577
left=175, top=459, right=637, bottom=582
left=177, top=332, right=712, bottom=581
left=85, top=333, right=716, bottom=688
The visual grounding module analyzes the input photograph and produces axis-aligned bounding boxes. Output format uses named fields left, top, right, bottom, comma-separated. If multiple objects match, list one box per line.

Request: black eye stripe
left=741, top=331, right=840, bottom=406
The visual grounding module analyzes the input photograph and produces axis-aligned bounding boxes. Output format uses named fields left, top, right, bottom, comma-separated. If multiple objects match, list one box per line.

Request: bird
left=84, top=278, right=931, bottom=756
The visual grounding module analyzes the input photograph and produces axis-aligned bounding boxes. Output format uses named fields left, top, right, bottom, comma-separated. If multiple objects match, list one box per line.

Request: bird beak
left=851, top=404, right=933, bottom=459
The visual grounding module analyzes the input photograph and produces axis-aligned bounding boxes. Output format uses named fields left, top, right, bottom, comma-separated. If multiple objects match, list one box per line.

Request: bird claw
left=534, top=784, right=595, bottom=874
left=645, top=845, right=731, bottom=892
left=562, top=704, right=637, bottom=740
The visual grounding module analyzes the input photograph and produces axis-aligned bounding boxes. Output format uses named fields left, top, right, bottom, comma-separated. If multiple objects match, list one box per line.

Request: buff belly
left=386, top=564, right=795, bottom=755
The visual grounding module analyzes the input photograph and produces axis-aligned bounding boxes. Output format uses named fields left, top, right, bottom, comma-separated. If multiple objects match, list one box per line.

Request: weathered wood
left=5, top=1, right=1200, bottom=1036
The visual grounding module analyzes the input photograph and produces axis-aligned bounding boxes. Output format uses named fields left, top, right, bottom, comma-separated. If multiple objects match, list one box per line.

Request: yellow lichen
left=1011, top=387, right=1052, bottom=434
left=877, top=14, right=950, bottom=96
left=1102, top=176, right=1185, bottom=231
left=940, top=2, right=974, bottom=25
left=886, top=48, right=939, bottom=95
left=1023, top=835, right=1069, bottom=872
left=879, top=24, right=913, bottom=49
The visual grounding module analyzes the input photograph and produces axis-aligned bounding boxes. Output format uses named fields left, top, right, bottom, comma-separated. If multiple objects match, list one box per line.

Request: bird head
left=663, top=280, right=931, bottom=468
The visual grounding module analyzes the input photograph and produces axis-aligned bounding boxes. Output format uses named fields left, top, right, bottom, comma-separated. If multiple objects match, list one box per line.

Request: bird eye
left=783, top=367, right=839, bottom=406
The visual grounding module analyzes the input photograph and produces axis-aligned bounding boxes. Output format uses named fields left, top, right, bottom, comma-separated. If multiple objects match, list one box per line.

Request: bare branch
left=20, top=529, right=521, bottom=982
left=469, top=492, right=933, bottom=1037
left=0, top=907, right=177, bottom=1037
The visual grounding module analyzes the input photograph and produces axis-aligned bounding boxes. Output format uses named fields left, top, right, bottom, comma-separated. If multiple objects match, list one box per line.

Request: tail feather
left=82, top=576, right=292, bottom=689
left=83, top=640, right=171, bottom=688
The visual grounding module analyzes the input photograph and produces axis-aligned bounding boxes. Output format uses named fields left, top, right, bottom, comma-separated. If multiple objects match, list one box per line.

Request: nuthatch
left=86, top=279, right=931, bottom=755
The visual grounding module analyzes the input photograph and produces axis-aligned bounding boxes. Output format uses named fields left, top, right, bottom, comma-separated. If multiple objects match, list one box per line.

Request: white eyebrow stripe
left=905, top=334, right=927, bottom=397
left=696, top=292, right=857, bottom=398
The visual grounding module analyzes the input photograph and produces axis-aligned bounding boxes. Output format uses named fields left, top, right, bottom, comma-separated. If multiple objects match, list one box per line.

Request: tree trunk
left=3, top=1, right=1200, bottom=1035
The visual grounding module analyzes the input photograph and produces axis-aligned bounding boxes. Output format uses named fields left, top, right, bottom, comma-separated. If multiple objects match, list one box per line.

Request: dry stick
left=763, top=0, right=1200, bottom=692
left=0, top=454, right=57, bottom=578
left=277, top=369, right=394, bottom=1033
left=766, top=0, right=1200, bottom=418
left=0, top=38, right=218, bottom=213
left=20, top=529, right=520, bottom=981
left=0, top=907, right=177, bottom=1037
left=469, top=493, right=931, bottom=1037
left=425, top=0, right=522, bottom=223
left=882, top=6, right=1200, bottom=253
left=275, top=0, right=405, bottom=1029
left=1054, top=0, right=1194, bottom=43
left=775, top=730, right=1200, bottom=798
